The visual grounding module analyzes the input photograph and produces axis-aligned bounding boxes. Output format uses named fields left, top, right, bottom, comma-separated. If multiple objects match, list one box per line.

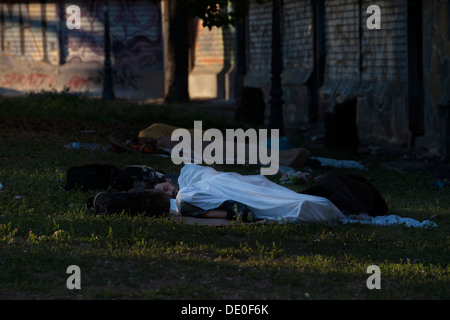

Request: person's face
left=154, top=179, right=179, bottom=199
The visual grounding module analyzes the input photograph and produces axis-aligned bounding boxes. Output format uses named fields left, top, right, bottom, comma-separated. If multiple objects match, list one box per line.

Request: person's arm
left=179, top=201, right=228, bottom=219
left=199, top=210, right=228, bottom=219
left=180, top=200, right=251, bottom=221
left=203, top=201, right=253, bottom=221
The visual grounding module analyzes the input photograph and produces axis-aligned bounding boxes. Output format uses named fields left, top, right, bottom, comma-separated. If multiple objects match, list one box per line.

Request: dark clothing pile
left=64, top=164, right=170, bottom=216
left=300, top=172, right=388, bottom=217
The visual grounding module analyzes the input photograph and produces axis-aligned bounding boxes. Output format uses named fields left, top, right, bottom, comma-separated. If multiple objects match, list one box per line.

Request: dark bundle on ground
left=64, top=164, right=120, bottom=191
left=108, top=165, right=166, bottom=191
left=87, top=189, right=170, bottom=216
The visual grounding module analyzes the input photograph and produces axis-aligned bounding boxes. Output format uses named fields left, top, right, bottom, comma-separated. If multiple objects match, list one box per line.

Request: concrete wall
left=2, top=0, right=449, bottom=152
left=0, top=0, right=164, bottom=101
left=321, top=0, right=409, bottom=143
left=244, top=0, right=313, bottom=127
left=0, top=0, right=237, bottom=102
left=281, top=0, right=314, bottom=125
left=417, top=0, right=450, bottom=152
left=188, top=17, right=236, bottom=100
left=244, top=0, right=432, bottom=146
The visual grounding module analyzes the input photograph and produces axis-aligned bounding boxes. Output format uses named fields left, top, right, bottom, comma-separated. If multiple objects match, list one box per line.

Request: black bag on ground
left=108, top=165, right=165, bottom=191
left=64, top=164, right=120, bottom=191
left=86, top=189, right=170, bottom=217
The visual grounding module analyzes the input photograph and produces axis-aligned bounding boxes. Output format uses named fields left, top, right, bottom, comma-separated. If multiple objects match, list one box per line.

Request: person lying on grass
left=151, top=163, right=388, bottom=223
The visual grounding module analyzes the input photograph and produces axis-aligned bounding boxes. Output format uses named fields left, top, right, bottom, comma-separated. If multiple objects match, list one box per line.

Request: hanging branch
left=178, top=0, right=266, bottom=29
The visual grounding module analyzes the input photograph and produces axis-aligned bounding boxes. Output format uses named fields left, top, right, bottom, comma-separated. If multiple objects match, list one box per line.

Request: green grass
left=0, top=91, right=244, bottom=131
left=0, top=93, right=448, bottom=300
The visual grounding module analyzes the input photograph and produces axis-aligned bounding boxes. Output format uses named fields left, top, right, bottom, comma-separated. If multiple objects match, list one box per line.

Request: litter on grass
left=309, top=157, right=368, bottom=170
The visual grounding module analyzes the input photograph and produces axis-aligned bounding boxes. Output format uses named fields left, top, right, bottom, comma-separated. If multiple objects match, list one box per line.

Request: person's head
left=152, top=177, right=179, bottom=199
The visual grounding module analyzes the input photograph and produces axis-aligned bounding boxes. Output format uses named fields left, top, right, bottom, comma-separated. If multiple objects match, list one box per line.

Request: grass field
left=0, top=92, right=448, bottom=300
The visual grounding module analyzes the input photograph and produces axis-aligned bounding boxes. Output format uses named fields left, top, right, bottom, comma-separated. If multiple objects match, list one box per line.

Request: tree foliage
left=178, top=0, right=266, bottom=29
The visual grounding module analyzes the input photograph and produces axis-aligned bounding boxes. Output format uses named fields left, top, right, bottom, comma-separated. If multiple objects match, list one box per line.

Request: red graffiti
left=64, top=75, right=88, bottom=90
left=1, top=72, right=53, bottom=87
left=1, top=72, right=88, bottom=91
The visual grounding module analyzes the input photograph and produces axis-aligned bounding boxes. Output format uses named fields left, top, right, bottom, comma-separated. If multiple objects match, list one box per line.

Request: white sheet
left=341, top=215, right=438, bottom=228
left=175, top=164, right=346, bottom=223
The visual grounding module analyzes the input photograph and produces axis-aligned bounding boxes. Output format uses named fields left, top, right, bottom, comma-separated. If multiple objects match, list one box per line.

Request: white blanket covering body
left=175, top=164, right=346, bottom=223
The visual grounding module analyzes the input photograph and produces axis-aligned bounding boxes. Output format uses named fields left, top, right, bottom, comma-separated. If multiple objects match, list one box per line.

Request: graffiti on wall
left=1, top=72, right=56, bottom=88
left=0, top=1, right=164, bottom=98
left=66, top=0, right=163, bottom=70
left=0, top=71, right=89, bottom=91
